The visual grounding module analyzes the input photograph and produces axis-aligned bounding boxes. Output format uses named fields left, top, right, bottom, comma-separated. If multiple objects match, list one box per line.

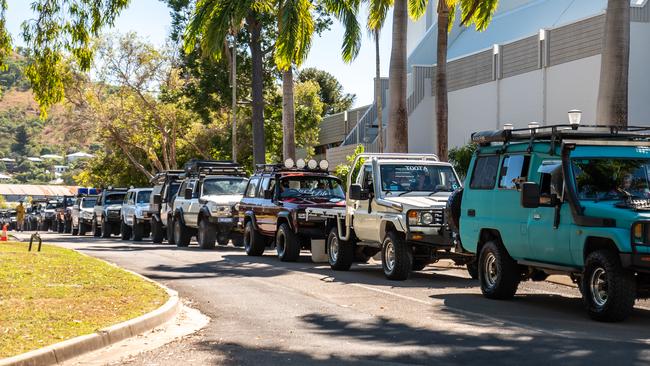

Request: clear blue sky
left=6, top=0, right=392, bottom=107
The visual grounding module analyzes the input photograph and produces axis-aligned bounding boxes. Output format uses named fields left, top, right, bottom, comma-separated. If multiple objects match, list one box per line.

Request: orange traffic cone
left=1, top=224, right=7, bottom=241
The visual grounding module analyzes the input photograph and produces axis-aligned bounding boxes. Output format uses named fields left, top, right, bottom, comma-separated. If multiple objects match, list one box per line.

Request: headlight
left=209, top=203, right=232, bottom=217
left=407, top=210, right=443, bottom=226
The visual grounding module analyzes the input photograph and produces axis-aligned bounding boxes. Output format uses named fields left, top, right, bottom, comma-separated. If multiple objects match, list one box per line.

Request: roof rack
left=183, top=159, right=247, bottom=177
left=472, top=124, right=650, bottom=145
left=150, top=170, right=185, bottom=184
left=356, top=153, right=440, bottom=162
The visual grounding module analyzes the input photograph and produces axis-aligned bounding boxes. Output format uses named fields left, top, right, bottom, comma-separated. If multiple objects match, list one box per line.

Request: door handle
left=467, top=209, right=476, bottom=217
left=533, top=213, right=541, bottom=220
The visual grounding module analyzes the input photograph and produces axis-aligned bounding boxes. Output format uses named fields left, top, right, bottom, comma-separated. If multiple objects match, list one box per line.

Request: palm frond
left=323, top=0, right=362, bottom=63
left=408, top=0, right=428, bottom=20
left=367, top=0, right=393, bottom=31
left=275, top=0, right=315, bottom=70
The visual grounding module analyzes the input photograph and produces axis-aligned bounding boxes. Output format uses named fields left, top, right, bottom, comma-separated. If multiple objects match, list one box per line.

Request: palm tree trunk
left=387, top=0, right=408, bottom=153
left=435, top=0, right=449, bottom=161
left=596, top=0, right=630, bottom=126
left=282, top=68, right=296, bottom=160
left=375, top=29, right=383, bottom=153
left=231, top=31, right=238, bottom=163
left=247, top=14, right=267, bottom=165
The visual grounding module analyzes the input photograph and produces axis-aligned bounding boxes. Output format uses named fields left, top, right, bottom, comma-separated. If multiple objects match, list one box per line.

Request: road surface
left=38, top=232, right=650, bottom=365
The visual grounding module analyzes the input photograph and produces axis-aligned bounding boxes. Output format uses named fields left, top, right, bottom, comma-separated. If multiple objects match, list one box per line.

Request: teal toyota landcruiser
left=453, top=124, right=650, bottom=322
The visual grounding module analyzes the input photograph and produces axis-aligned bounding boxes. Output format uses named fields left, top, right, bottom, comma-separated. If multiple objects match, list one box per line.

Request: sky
left=5, top=0, right=392, bottom=108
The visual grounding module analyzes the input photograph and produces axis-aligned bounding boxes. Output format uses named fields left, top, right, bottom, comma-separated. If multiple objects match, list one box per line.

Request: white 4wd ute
left=306, top=153, right=473, bottom=280
left=120, top=188, right=153, bottom=241
left=171, top=161, right=248, bottom=249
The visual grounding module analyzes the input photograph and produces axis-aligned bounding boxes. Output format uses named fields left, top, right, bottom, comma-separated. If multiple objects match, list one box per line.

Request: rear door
left=460, top=155, right=499, bottom=253
left=239, top=177, right=261, bottom=228
left=352, top=165, right=380, bottom=242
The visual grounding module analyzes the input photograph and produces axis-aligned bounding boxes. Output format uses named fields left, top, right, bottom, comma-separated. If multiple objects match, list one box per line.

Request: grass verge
left=0, top=241, right=168, bottom=358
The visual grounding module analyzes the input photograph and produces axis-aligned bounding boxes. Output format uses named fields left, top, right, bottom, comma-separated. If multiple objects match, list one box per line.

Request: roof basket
left=472, top=124, right=650, bottom=145
left=183, top=159, right=247, bottom=177
left=150, top=170, right=185, bottom=184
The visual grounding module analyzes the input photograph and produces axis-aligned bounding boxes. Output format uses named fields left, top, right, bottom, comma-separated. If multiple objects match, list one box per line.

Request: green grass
left=0, top=242, right=168, bottom=358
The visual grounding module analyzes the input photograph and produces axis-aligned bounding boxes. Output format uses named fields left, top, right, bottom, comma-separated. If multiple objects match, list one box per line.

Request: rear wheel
left=582, top=250, right=636, bottom=322
left=244, top=221, right=265, bottom=256
left=64, top=220, right=72, bottom=234
left=276, top=223, right=300, bottom=262
left=197, top=218, right=216, bottom=249
left=216, top=232, right=230, bottom=246
left=174, top=217, right=192, bottom=247
left=57, top=221, right=64, bottom=233
left=151, top=218, right=164, bottom=243
left=478, top=241, right=520, bottom=300
left=327, top=227, right=353, bottom=271
left=166, top=217, right=176, bottom=245
left=79, top=222, right=87, bottom=236
left=381, top=231, right=412, bottom=281
left=71, top=227, right=79, bottom=236
left=231, top=233, right=244, bottom=247
left=92, top=218, right=101, bottom=237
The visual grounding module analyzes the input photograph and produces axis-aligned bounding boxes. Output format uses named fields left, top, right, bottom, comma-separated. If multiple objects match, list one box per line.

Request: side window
left=538, top=160, right=563, bottom=206
left=469, top=156, right=500, bottom=190
left=178, top=182, right=187, bottom=199
left=259, top=177, right=276, bottom=198
left=245, top=178, right=260, bottom=198
left=498, top=155, right=531, bottom=190
left=97, top=195, right=103, bottom=205
left=361, top=165, right=373, bottom=189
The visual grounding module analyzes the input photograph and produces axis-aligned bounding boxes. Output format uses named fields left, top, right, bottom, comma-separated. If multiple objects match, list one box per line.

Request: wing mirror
left=349, top=184, right=369, bottom=201
left=521, top=182, right=540, bottom=208
left=152, top=194, right=162, bottom=205
left=184, top=188, right=193, bottom=200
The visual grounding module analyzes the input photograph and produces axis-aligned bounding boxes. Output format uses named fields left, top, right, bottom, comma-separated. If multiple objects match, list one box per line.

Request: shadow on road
left=190, top=311, right=650, bottom=366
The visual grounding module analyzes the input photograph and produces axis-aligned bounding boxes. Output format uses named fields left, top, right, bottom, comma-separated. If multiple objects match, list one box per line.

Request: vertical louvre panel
left=549, top=14, right=605, bottom=66
left=501, top=36, right=539, bottom=78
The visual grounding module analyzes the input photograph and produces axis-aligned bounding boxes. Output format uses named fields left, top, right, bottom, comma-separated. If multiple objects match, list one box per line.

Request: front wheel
left=197, top=219, right=216, bottom=249
left=327, top=227, right=353, bottom=271
left=478, top=241, right=520, bottom=300
left=132, top=222, right=144, bottom=241
left=582, top=250, right=636, bottom=322
left=467, top=260, right=479, bottom=280
left=92, top=218, right=101, bottom=237
left=101, top=220, right=112, bottom=238
left=120, top=220, right=131, bottom=241
left=174, top=218, right=192, bottom=247
left=276, top=223, right=300, bottom=262
left=381, top=231, right=412, bottom=281
left=166, top=218, right=176, bottom=245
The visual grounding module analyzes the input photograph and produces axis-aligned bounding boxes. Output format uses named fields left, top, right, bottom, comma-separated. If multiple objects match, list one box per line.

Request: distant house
left=66, top=152, right=94, bottom=163
left=27, top=157, right=43, bottom=163
left=40, top=154, right=64, bottom=161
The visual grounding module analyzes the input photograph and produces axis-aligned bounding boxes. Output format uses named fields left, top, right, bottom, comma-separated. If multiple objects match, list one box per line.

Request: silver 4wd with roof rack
left=306, top=153, right=471, bottom=280
left=150, top=170, right=184, bottom=244
left=171, top=160, right=248, bottom=249
left=120, top=188, right=153, bottom=241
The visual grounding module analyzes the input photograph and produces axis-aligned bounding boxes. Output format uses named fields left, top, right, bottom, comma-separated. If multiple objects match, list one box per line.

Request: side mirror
left=349, top=184, right=369, bottom=201
left=521, top=182, right=540, bottom=208
left=263, top=189, right=274, bottom=200
left=184, top=188, right=193, bottom=200
left=152, top=194, right=162, bottom=205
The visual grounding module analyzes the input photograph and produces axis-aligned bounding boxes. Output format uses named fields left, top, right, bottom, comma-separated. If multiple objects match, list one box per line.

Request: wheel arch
left=583, top=236, right=619, bottom=260
left=477, top=228, right=505, bottom=257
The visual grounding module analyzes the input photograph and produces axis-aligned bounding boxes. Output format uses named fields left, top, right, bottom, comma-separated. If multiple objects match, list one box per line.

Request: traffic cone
left=1, top=224, right=7, bottom=241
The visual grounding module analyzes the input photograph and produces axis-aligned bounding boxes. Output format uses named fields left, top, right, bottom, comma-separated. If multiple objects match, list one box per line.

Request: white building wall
left=407, top=88, right=435, bottom=153
left=448, top=83, right=499, bottom=148
left=545, top=55, right=600, bottom=125
left=406, top=10, right=428, bottom=56
left=498, top=70, right=543, bottom=128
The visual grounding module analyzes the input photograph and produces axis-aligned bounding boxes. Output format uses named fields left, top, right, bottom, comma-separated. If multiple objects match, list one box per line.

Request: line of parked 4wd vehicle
left=46, top=124, right=650, bottom=322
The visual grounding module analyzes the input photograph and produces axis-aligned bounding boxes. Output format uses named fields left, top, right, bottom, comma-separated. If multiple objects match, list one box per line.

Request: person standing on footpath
left=16, top=201, right=25, bottom=232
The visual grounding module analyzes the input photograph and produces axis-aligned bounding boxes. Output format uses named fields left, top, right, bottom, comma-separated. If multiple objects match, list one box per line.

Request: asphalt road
left=37, top=232, right=650, bottom=366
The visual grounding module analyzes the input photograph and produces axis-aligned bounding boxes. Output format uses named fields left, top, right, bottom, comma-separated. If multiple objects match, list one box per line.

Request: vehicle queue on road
left=37, top=123, right=650, bottom=323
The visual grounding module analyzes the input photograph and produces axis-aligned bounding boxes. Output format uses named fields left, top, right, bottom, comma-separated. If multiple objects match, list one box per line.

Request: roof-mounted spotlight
left=503, top=123, right=514, bottom=131
left=296, top=159, right=306, bottom=169
left=528, top=121, right=540, bottom=132
left=319, top=160, right=329, bottom=171
left=307, top=159, right=318, bottom=170
left=284, top=158, right=295, bottom=169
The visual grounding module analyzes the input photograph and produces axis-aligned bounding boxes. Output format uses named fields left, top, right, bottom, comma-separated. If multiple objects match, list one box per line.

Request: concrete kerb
left=0, top=248, right=181, bottom=366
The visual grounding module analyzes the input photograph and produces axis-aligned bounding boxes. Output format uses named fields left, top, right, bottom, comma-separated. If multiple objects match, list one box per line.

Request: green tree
left=0, top=0, right=11, bottom=72
left=11, top=125, right=28, bottom=156
left=20, top=0, right=131, bottom=117
left=297, top=67, right=355, bottom=115
left=185, top=0, right=273, bottom=165
left=596, top=0, right=630, bottom=126
left=448, top=143, right=476, bottom=178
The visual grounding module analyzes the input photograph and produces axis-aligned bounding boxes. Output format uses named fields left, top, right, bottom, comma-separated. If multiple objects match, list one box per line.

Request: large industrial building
left=314, top=0, right=650, bottom=166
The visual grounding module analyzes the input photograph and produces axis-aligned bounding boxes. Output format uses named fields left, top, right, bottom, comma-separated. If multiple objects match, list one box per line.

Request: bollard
left=28, top=233, right=42, bottom=252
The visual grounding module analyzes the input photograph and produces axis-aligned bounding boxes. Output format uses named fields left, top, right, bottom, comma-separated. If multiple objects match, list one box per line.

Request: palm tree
left=186, top=0, right=272, bottom=165
left=596, top=0, right=630, bottom=126
left=412, top=0, right=499, bottom=161
left=374, top=29, right=384, bottom=153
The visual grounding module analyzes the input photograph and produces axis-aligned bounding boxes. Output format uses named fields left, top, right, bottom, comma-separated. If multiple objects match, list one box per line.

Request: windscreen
left=573, top=159, right=650, bottom=201
left=202, top=178, right=248, bottom=196
left=136, top=191, right=152, bottom=204
left=278, top=176, right=345, bottom=201
left=82, top=198, right=97, bottom=208
left=379, top=164, right=460, bottom=194
left=105, top=193, right=126, bottom=205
